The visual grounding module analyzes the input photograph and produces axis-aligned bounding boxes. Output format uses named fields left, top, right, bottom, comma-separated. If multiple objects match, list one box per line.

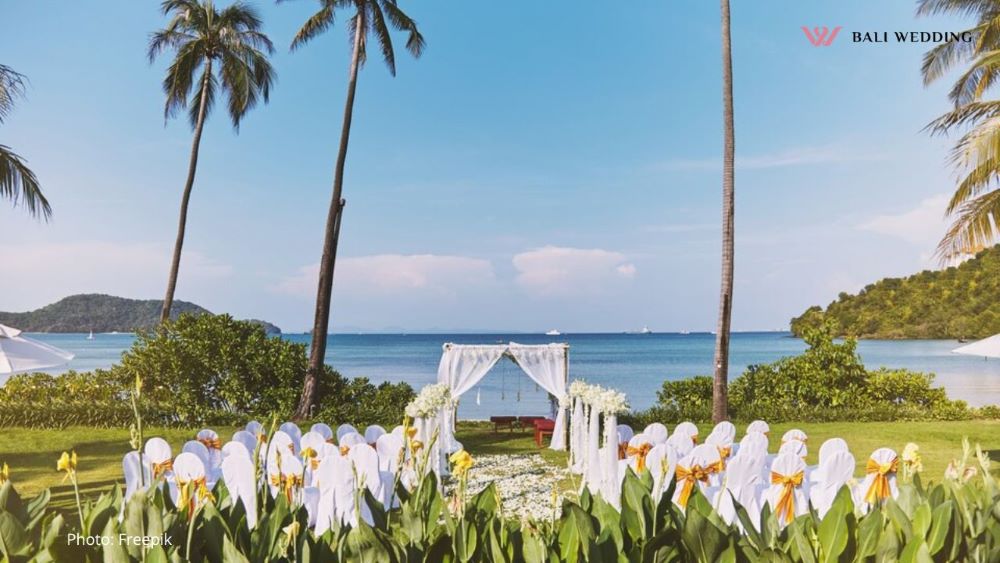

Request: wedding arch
left=436, top=342, right=569, bottom=453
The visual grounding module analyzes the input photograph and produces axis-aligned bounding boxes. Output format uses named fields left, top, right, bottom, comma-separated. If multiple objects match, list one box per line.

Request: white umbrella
left=0, top=324, right=75, bottom=375
left=952, top=334, right=1000, bottom=359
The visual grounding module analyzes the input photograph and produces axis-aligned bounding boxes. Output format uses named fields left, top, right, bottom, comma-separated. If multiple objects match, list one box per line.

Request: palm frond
left=368, top=3, right=396, bottom=75
left=0, top=144, right=49, bottom=220
left=947, top=50, right=1000, bottom=106
left=925, top=100, right=1000, bottom=134
left=290, top=4, right=335, bottom=50
left=380, top=0, right=424, bottom=58
left=937, top=187, right=1000, bottom=259
left=187, top=67, right=217, bottom=129
left=921, top=24, right=983, bottom=85
left=917, top=0, right=1000, bottom=18
left=161, top=40, right=207, bottom=123
left=0, top=64, right=28, bottom=125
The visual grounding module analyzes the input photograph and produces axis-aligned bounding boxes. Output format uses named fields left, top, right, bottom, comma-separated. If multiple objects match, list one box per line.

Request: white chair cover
left=672, top=445, right=720, bottom=509
left=778, top=439, right=807, bottom=458
left=643, top=423, right=669, bottom=444
left=738, top=431, right=768, bottom=458
left=339, top=432, right=366, bottom=449
left=221, top=453, right=257, bottom=529
left=232, top=430, right=259, bottom=457
left=122, top=451, right=147, bottom=501
left=221, top=441, right=251, bottom=462
left=781, top=428, right=807, bottom=444
left=855, top=448, right=899, bottom=511
left=375, top=433, right=405, bottom=473
left=713, top=453, right=762, bottom=530
left=809, top=451, right=855, bottom=517
left=817, top=438, right=849, bottom=466
left=617, top=425, right=634, bottom=446
left=746, top=420, right=769, bottom=436
left=764, top=453, right=809, bottom=526
left=310, top=423, right=334, bottom=441
left=364, top=425, right=386, bottom=444
left=279, top=422, right=302, bottom=450
left=709, top=421, right=736, bottom=445
left=245, top=420, right=264, bottom=437
left=666, top=431, right=695, bottom=458
left=673, top=422, right=699, bottom=444
left=336, top=424, right=358, bottom=443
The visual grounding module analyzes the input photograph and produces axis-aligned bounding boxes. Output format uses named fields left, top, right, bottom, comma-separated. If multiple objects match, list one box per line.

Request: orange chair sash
left=770, top=471, right=804, bottom=524
left=674, top=464, right=709, bottom=509
left=625, top=443, right=653, bottom=472
left=863, top=457, right=898, bottom=504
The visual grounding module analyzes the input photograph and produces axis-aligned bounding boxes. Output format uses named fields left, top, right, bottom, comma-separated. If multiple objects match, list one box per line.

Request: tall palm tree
left=281, top=0, right=424, bottom=419
left=0, top=64, right=50, bottom=219
left=149, top=0, right=275, bottom=323
left=919, top=0, right=1000, bottom=259
left=712, top=0, right=736, bottom=423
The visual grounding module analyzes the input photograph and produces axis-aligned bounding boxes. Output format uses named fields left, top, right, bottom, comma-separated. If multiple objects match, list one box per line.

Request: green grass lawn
left=1, top=420, right=996, bottom=510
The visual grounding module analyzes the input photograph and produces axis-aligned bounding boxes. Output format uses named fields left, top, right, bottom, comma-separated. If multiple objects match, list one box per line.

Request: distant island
left=0, top=294, right=281, bottom=335
left=790, top=245, right=1000, bottom=339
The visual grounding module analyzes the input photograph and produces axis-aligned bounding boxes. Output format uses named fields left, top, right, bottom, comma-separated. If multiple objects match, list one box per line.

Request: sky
left=0, top=0, right=974, bottom=333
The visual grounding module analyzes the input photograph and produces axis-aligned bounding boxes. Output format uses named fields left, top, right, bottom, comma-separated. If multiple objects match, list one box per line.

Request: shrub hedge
left=0, top=314, right=414, bottom=429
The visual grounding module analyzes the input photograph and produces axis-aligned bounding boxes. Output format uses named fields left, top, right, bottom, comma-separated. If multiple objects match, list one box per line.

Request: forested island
left=790, top=245, right=1000, bottom=339
left=0, top=294, right=281, bottom=335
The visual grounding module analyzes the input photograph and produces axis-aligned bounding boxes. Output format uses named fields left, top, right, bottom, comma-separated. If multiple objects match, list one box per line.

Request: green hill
left=0, top=294, right=281, bottom=335
left=790, top=245, right=1000, bottom=339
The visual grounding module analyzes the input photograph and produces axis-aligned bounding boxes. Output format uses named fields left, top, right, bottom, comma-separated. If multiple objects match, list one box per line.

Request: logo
left=802, top=26, right=842, bottom=47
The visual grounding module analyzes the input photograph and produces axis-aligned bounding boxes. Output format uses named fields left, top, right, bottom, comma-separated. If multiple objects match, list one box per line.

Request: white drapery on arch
left=436, top=342, right=570, bottom=454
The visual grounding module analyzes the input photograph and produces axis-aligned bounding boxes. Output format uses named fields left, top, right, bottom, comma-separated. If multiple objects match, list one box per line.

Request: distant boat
left=680, top=330, right=690, bottom=335
left=87, top=330, right=94, bottom=340
left=639, top=326, right=652, bottom=334
left=545, top=329, right=561, bottom=336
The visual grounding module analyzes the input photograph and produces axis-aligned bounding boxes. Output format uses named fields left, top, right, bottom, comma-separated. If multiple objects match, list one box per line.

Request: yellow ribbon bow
left=198, top=437, right=222, bottom=450
left=674, top=464, right=709, bottom=509
left=617, top=442, right=629, bottom=460
left=270, top=473, right=303, bottom=503
left=625, top=443, right=653, bottom=472
left=863, top=457, right=898, bottom=504
left=770, top=471, right=804, bottom=524
left=339, top=445, right=351, bottom=456
left=152, top=459, right=173, bottom=479
left=690, top=434, right=699, bottom=445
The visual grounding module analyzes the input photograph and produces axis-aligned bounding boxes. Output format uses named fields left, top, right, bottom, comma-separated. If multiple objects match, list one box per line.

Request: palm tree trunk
left=712, top=0, right=735, bottom=423
left=160, top=59, right=213, bottom=324
left=294, top=16, right=364, bottom=419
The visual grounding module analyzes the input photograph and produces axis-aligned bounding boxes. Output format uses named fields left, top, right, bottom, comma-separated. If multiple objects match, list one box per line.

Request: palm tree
left=281, top=0, right=424, bottom=419
left=712, top=0, right=735, bottom=423
left=0, top=64, right=50, bottom=219
left=919, top=0, right=1000, bottom=259
left=148, top=0, right=275, bottom=323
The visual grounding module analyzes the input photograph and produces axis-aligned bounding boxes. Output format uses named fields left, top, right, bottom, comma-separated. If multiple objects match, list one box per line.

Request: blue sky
left=0, top=0, right=971, bottom=332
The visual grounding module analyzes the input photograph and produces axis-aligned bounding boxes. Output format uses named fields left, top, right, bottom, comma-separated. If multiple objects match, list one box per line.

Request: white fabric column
left=507, top=343, right=569, bottom=450
left=436, top=344, right=507, bottom=454
left=585, top=404, right=602, bottom=492
left=570, top=397, right=585, bottom=473
left=601, top=413, right=621, bottom=508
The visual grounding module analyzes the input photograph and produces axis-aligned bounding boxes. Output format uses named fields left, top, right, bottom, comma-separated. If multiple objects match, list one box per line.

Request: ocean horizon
left=17, top=331, right=1000, bottom=419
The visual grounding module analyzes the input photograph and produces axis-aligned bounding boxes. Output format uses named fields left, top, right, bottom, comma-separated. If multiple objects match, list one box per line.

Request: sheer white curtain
left=585, top=405, right=602, bottom=492
left=436, top=344, right=507, bottom=454
left=507, top=343, right=569, bottom=450
left=570, top=397, right=585, bottom=472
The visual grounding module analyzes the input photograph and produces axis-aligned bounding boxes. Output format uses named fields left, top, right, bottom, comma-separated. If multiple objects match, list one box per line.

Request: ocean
left=19, top=332, right=1000, bottom=419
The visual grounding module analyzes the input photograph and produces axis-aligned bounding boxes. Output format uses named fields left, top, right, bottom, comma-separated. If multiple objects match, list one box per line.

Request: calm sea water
left=18, top=332, right=1000, bottom=419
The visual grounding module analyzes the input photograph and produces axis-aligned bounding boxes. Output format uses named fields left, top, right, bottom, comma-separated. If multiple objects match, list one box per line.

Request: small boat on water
left=639, top=325, right=652, bottom=334
left=545, top=329, right=561, bottom=336
left=87, top=330, right=94, bottom=340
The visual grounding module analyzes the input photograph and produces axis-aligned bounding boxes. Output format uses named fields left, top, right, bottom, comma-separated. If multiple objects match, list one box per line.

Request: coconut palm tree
left=148, top=0, right=275, bottom=323
left=281, top=0, right=424, bottom=419
left=712, top=0, right=735, bottom=423
left=0, top=64, right=50, bottom=219
left=919, top=0, right=1000, bottom=259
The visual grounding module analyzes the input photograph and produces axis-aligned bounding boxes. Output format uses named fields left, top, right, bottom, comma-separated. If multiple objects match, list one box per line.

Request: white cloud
left=658, top=145, right=885, bottom=171
left=0, top=241, right=231, bottom=310
left=857, top=194, right=949, bottom=246
left=273, top=254, right=497, bottom=298
left=512, top=246, right=637, bottom=297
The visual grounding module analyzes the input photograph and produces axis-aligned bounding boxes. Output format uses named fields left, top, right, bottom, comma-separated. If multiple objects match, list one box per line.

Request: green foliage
left=790, top=245, right=1000, bottom=339
left=0, top=293, right=211, bottom=333
left=636, top=323, right=990, bottom=423
left=0, top=314, right=413, bottom=428
left=2, top=444, right=998, bottom=561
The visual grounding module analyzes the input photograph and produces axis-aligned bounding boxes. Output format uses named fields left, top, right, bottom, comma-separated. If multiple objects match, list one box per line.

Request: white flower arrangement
left=566, top=380, right=629, bottom=414
left=405, top=383, right=454, bottom=418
